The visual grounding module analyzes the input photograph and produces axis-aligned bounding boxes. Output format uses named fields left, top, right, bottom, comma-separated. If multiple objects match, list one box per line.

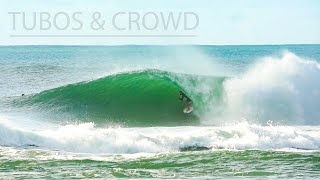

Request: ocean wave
left=5, top=52, right=320, bottom=126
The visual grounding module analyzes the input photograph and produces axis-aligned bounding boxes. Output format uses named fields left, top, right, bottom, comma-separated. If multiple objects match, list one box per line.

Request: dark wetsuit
left=179, top=91, right=192, bottom=103
left=179, top=91, right=192, bottom=111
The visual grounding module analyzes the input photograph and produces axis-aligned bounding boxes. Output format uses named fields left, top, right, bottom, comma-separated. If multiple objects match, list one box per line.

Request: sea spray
left=223, top=52, right=320, bottom=124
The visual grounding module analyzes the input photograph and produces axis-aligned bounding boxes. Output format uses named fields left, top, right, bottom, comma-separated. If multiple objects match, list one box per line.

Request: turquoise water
left=0, top=45, right=320, bottom=179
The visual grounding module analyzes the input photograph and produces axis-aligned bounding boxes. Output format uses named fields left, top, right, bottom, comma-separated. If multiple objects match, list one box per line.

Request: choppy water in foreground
left=1, top=147, right=319, bottom=179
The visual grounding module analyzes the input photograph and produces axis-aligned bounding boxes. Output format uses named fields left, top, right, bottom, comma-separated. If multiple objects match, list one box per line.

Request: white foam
left=1, top=117, right=319, bottom=154
left=222, top=52, right=320, bottom=124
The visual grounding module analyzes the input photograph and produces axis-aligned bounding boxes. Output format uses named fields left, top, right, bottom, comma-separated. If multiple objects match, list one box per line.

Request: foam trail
left=222, top=52, right=320, bottom=124
left=1, top=117, right=319, bottom=154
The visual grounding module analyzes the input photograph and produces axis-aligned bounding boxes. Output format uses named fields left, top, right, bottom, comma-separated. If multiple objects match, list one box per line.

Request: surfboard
left=183, top=106, right=193, bottom=114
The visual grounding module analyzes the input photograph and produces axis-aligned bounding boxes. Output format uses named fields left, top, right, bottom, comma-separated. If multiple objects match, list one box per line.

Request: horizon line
left=1, top=43, right=320, bottom=47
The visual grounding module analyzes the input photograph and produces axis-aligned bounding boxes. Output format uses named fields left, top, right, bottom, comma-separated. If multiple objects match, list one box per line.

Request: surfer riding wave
left=179, top=90, right=193, bottom=113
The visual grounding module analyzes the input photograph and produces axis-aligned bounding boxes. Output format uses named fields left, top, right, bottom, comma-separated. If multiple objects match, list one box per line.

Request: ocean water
left=0, top=45, right=320, bottom=179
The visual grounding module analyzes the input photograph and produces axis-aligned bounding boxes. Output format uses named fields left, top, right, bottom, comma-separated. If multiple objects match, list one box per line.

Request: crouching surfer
left=179, top=90, right=193, bottom=113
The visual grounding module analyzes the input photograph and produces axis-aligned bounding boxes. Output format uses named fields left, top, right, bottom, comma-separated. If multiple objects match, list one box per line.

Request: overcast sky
left=1, top=0, right=319, bottom=45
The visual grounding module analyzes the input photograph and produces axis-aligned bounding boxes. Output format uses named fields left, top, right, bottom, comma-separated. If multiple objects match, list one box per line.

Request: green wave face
left=22, top=70, right=225, bottom=127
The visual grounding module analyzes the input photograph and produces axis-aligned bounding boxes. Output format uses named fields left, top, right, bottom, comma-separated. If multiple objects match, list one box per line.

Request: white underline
left=10, top=34, right=197, bottom=38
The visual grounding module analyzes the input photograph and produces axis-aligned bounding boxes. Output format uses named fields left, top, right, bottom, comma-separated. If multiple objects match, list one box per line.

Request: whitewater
left=0, top=45, right=319, bottom=178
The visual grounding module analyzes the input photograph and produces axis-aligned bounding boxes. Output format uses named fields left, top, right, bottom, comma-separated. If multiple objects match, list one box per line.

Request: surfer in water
left=179, top=90, right=192, bottom=111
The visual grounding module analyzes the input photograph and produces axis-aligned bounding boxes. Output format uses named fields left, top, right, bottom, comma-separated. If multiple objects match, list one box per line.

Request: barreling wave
left=6, top=52, right=320, bottom=126
left=16, top=69, right=225, bottom=126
